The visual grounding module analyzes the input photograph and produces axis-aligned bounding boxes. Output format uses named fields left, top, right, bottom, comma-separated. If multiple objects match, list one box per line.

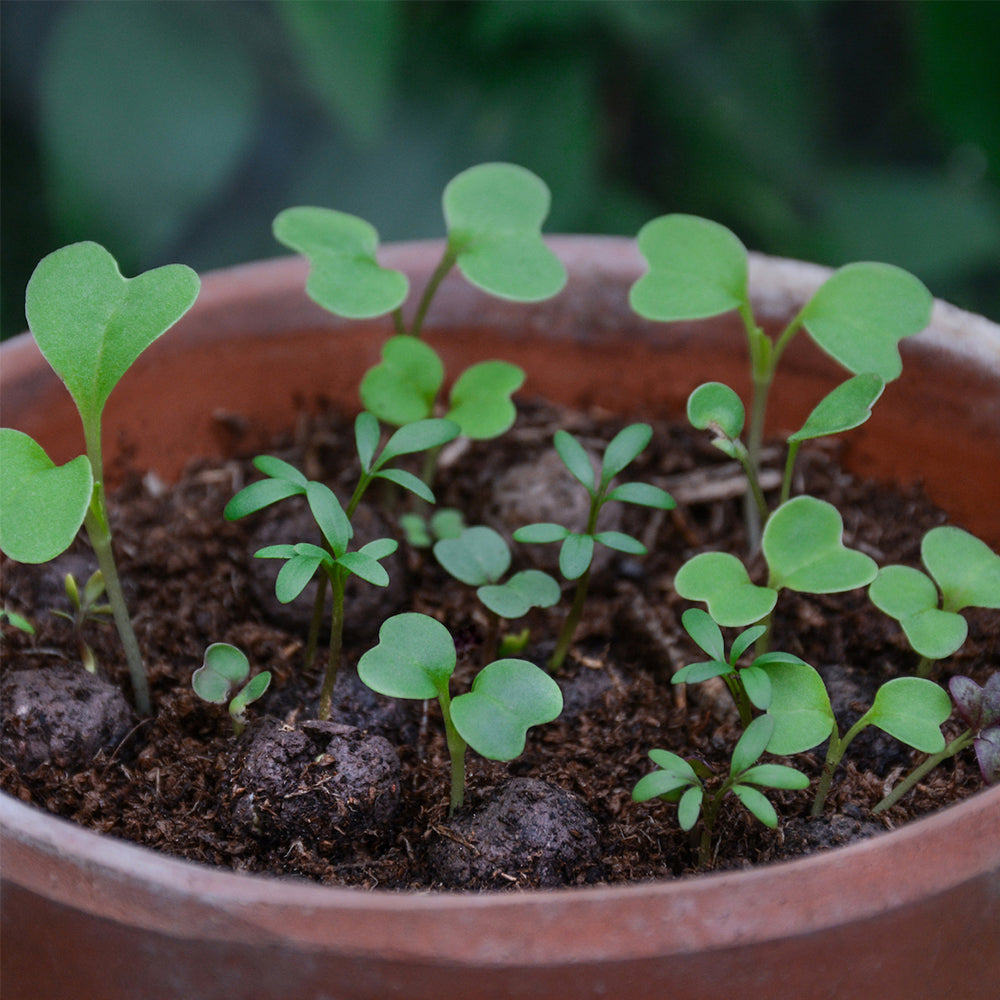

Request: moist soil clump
left=1, top=399, right=995, bottom=890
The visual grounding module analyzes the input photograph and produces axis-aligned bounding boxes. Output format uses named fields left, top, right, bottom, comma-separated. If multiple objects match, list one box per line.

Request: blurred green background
left=3, top=0, right=998, bottom=341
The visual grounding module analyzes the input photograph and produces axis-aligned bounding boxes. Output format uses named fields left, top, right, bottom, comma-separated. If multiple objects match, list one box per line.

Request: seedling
left=869, top=526, right=1000, bottom=677
left=633, top=715, right=809, bottom=868
left=512, top=423, right=675, bottom=670
left=630, top=214, right=931, bottom=543
left=400, top=507, right=466, bottom=548
left=52, top=570, right=113, bottom=673
left=675, top=495, right=878, bottom=632
left=433, top=526, right=560, bottom=664
left=873, top=673, right=1000, bottom=813
left=673, top=608, right=812, bottom=728
left=0, top=608, right=34, bottom=635
left=225, top=413, right=458, bottom=719
left=0, top=243, right=199, bottom=714
left=274, top=163, right=567, bottom=481
left=192, top=643, right=271, bottom=736
left=358, top=612, right=563, bottom=814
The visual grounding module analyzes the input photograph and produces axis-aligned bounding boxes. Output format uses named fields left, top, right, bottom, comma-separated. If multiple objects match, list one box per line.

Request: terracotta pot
left=2, top=237, right=999, bottom=999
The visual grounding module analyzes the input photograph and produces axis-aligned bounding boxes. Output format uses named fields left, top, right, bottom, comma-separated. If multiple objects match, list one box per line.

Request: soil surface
left=1, top=399, right=996, bottom=890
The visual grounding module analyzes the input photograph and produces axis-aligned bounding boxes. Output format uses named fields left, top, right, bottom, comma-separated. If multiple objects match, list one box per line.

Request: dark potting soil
left=1, top=400, right=995, bottom=890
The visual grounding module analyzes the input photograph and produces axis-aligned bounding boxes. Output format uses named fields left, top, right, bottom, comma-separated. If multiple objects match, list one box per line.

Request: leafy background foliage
left=3, top=0, right=998, bottom=340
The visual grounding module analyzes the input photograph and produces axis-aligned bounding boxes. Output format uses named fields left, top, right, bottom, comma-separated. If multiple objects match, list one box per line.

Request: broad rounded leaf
left=865, top=676, right=951, bottom=753
left=0, top=429, right=92, bottom=564
left=763, top=496, right=877, bottom=594
left=230, top=670, right=271, bottom=714
left=357, top=612, right=455, bottom=700
left=788, top=373, right=885, bottom=443
left=478, top=569, right=560, bottom=619
left=921, top=526, right=1000, bottom=613
left=446, top=361, right=525, bottom=439
left=26, top=242, right=200, bottom=422
left=687, top=382, right=745, bottom=439
left=799, top=262, right=932, bottom=381
left=450, top=659, right=563, bottom=760
left=360, top=336, right=441, bottom=426
left=192, top=642, right=249, bottom=703
left=630, top=215, right=748, bottom=321
left=443, top=163, right=566, bottom=301
left=675, top=552, right=777, bottom=628
left=434, top=526, right=510, bottom=586
left=273, top=207, right=408, bottom=318
left=761, top=658, right=836, bottom=755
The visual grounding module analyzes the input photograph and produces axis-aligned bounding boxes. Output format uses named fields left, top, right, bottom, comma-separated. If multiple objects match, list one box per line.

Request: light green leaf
left=731, top=784, right=779, bottom=828
left=687, top=382, right=746, bottom=439
left=478, top=570, right=560, bottom=619
left=864, top=677, right=951, bottom=752
left=601, top=423, right=652, bottom=484
left=374, top=468, right=437, bottom=504
left=605, top=481, right=676, bottom=509
left=553, top=430, right=596, bottom=492
left=513, top=523, right=570, bottom=545
left=443, top=163, right=566, bottom=301
left=337, top=549, right=391, bottom=587
left=740, top=763, right=810, bottom=791
left=763, top=496, right=878, bottom=594
left=559, top=533, right=594, bottom=580
left=630, top=215, right=749, bottom=320
left=376, top=418, right=460, bottom=468
left=675, top=552, right=777, bottom=628
left=359, top=336, right=441, bottom=427
left=681, top=607, right=726, bottom=662
left=306, top=481, right=351, bottom=555
left=593, top=530, right=646, bottom=555
left=446, top=361, right=525, bottom=440
left=0, top=429, right=93, bottom=564
left=788, top=373, right=886, bottom=443
left=357, top=612, right=455, bottom=700
left=761, top=658, right=836, bottom=755
left=25, top=242, right=200, bottom=424
left=273, top=207, right=408, bottom=319
left=731, top=715, right=774, bottom=775
left=274, top=550, right=326, bottom=603
left=354, top=412, right=381, bottom=472
left=434, top=526, right=510, bottom=586
left=192, top=642, right=249, bottom=703
left=252, top=455, right=309, bottom=485
left=677, top=784, right=705, bottom=831
left=224, top=476, right=304, bottom=520
left=799, top=262, right=932, bottom=380
left=450, top=659, right=563, bottom=760
left=921, top=526, right=1000, bottom=613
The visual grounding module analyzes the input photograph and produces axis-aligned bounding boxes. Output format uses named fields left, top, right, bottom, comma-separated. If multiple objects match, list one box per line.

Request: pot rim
left=2, top=236, right=999, bottom=968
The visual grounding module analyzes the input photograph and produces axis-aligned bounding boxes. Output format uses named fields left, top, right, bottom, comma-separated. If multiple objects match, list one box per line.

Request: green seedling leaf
left=605, top=481, right=675, bottom=508
left=354, top=411, right=381, bottom=472
left=478, top=570, right=561, bottom=619
left=446, top=361, right=525, bottom=439
left=739, top=763, right=811, bottom=791
left=632, top=749, right=700, bottom=803
left=687, top=381, right=746, bottom=439
left=553, top=429, right=596, bottom=492
left=559, top=533, right=595, bottom=580
left=798, top=262, right=932, bottom=381
left=731, top=715, right=774, bottom=775
left=273, top=207, right=408, bottom=319
left=224, top=476, right=304, bottom=520
left=921, top=526, right=1000, bottom=613
left=601, top=424, right=653, bottom=485
left=0, top=429, right=93, bottom=564
left=229, top=669, right=271, bottom=719
left=25, top=242, right=200, bottom=425
left=306, top=481, right=352, bottom=555
left=514, top=523, right=570, bottom=545
left=869, top=565, right=968, bottom=659
left=593, top=531, right=646, bottom=555
left=1, top=608, right=34, bottom=634
left=677, top=785, right=705, bottom=831
left=400, top=507, right=465, bottom=548
left=269, top=544, right=330, bottom=603
left=252, top=455, right=309, bottom=486
left=730, top=784, right=779, bottom=828
left=681, top=608, right=726, bottom=662
left=357, top=612, right=455, bottom=700
left=630, top=214, right=749, bottom=321
left=864, top=676, right=951, bottom=752
left=763, top=496, right=877, bottom=594
left=674, top=552, right=777, bottom=628
left=338, top=537, right=397, bottom=587
left=434, top=526, right=510, bottom=586
left=761, top=657, right=836, bottom=754
left=192, top=642, right=250, bottom=703
left=376, top=418, right=460, bottom=468
left=450, top=658, right=563, bottom=760
left=360, top=335, right=442, bottom=426
left=443, top=163, right=566, bottom=301
left=788, top=373, right=886, bottom=443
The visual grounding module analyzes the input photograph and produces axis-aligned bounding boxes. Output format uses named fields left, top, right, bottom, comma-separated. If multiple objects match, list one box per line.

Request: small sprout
left=633, top=716, right=809, bottom=869
left=192, top=643, right=271, bottom=736
left=513, top=423, right=675, bottom=670
left=434, top=526, right=560, bottom=663
left=1, top=607, right=34, bottom=635
left=52, top=570, right=113, bottom=673
left=225, top=413, right=457, bottom=718
left=0, top=243, right=200, bottom=714
left=869, top=526, right=1000, bottom=676
left=675, top=496, right=877, bottom=630
left=358, top=612, right=562, bottom=814
left=873, top=673, right=1000, bottom=813
left=631, top=214, right=931, bottom=544
left=400, top=507, right=465, bottom=548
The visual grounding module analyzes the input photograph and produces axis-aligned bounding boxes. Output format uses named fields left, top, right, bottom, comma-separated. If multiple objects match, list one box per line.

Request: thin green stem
left=391, top=306, right=405, bottom=337
left=916, top=655, right=935, bottom=679
left=548, top=568, right=590, bottom=672
left=811, top=715, right=869, bottom=817
left=780, top=440, right=802, bottom=506
left=723, top=673, right=754, bottom=729
left=317, top=568, right=346, bottom=721
left=304, top=573, right=328, bottom=672
left=437, top=689, right=467, bottom=815
left=872, top=730, right=974, bottom=815
left=408, top=246, right=458, bottom=338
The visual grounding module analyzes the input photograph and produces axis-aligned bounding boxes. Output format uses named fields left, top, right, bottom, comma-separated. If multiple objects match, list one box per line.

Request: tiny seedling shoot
left=225, top=413, right=459, bottom=719
left=512, top=423, right=675, bottom=671
left=633, top=715, right=809, bottom=869
left=192, top=643, right=271, bottom=737
left=358, top=612, right=562, bottom=815
left=52, top=570, right=113, bottom=674
left=0, top=242, right=200, bottom=714
left=273, top=163, right=567, bottom=485
left=433, top=526, right=560, bottom=664
left=629, top=213, right=932, bottom=543
left=869, top=526, right=1000, bottom=677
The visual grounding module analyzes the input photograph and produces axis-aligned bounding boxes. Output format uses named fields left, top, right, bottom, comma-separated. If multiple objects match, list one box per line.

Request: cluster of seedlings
left=2, top=164, right=998, bottom=883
